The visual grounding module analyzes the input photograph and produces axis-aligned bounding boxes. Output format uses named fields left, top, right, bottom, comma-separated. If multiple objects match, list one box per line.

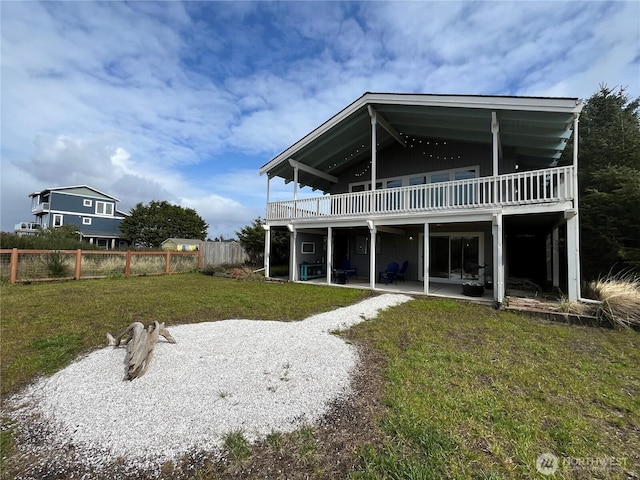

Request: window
left=301, top=242, right=315, bottom=254
left=83, top=199, right=93, bottom=207
left=53, top=214, right=63, bottom=227
left=82, top=217, right=92, bottom=225
left=96, top=201, right=114, bottom=216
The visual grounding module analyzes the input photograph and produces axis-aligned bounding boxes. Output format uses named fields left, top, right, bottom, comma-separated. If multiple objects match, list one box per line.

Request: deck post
left=263, top=224, right=271, bottom=278
left=566, top=213, right=580, bottom=301
left=369, top=109, right=377, bottom=197
left=423, top=223, right=429, bottom=295
left=552, top=227, right=560, bottom=288
left=570, top=113, right=582, bottom=299
left=289, top=225, right=297, bottom=281
left=493, top=213, right=504, bottom=305
left=367, top=220, right=376, bottom=289
left=326, top=226, right=333, bottom=284
left=491, top=112, right=499, bottom=205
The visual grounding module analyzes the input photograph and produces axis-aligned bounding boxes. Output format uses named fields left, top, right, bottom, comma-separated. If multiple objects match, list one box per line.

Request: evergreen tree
left=119, top=200, right=208, bottom=248
left=236, top=217, right=289, bottom=265
left=571, top=85, right=640, bottom=279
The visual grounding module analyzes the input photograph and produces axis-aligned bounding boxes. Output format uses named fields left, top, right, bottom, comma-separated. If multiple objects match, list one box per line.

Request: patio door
left=419, top=232, right=483, bottom=282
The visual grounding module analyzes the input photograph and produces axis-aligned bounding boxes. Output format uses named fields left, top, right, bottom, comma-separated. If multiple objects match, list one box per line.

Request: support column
left=289, top=225, right=297, bottom=282
left=552, top=227, right=560, bottom=288
left=423, top=223, right=430, bottom=295
left=370, top=111, right=377, bottom=193
left=493, top=213, right=504, bottom=305
left=326, top=226, right=333, bottom=284
left=567, top=214, right=580, bottom=301
left=293, top=166, right=299, bottom=201
left=571, top=113, right=582, bottom=299
left=263, top=224, right=271, bottom=278
left=368, top=220, right=376, bottom=289
left=491, top=112, right=499, bottom=204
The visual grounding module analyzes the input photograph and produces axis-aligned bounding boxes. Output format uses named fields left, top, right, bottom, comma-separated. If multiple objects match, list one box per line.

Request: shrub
left=43, top=251, right=72, bottom=278
left=588, top=271, right=640, bottom=328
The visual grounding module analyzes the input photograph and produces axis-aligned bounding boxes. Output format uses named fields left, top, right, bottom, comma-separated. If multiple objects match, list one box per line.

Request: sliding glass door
left=427, top=233, right=483, bottom=282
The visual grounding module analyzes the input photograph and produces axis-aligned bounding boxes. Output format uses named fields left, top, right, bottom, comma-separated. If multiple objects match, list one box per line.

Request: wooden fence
left=201, top=241, right=249, bottom=266
left=0, top=249, right=202, bottom=284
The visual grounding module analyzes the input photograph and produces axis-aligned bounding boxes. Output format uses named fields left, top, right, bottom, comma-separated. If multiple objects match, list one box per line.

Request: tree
left=567, top=85, right=640, bottom=279
left=236, top=217, right=289, bottom=265
left=119, top=200, right=208, bottom=248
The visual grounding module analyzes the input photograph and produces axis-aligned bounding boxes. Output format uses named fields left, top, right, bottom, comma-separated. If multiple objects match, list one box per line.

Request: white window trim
left=349, top=166, right=480, bottom=192
left=53, top=214, right=63, bottom=227
left=82, top=217, right=92, bottom=225
left=83, top=199, right=93, bottom=207
left=95, top=201, right=114, bottom=216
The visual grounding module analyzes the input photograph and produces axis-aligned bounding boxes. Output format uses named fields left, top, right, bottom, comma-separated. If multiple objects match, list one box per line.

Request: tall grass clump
left=588, top=271, right=640, bottom=328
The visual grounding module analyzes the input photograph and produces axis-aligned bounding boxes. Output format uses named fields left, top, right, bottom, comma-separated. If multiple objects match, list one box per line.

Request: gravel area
left=5, top=293, right=412, bottom=477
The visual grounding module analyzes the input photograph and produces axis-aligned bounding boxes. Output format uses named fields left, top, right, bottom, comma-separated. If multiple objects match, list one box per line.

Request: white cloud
left=2, top=0, right=638, bottom=240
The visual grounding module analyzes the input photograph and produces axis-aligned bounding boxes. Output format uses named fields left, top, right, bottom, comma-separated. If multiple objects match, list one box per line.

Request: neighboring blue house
left=16, top=185, right=129, bottom=249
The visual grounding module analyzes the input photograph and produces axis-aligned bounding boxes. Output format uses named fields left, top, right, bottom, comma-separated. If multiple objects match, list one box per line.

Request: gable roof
left=29, top=185, right=120, bottom=202
left=260, top=92, right=583, bottom=192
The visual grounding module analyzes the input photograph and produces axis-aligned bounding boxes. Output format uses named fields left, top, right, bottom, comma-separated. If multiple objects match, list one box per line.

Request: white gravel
left=6, top=293, right=411, bottom=476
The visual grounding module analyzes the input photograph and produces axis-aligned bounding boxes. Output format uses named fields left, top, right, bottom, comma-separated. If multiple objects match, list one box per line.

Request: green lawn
left=349, top=298, right=640, bottom=479
left=1, top=274, right=638, bottom=479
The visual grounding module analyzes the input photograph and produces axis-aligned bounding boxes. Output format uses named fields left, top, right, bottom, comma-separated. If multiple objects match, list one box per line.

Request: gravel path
left=6, top=293, right=412, bottom=476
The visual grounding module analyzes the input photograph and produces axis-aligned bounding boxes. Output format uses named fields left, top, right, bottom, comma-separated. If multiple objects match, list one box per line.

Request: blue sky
left=1, top=1, right=638, bottom=239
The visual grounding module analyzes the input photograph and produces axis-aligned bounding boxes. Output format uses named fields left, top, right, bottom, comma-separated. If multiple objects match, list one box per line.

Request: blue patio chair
left=396, top=260, right=409, bottom=281
left=379, top=262, right=400, bottom=285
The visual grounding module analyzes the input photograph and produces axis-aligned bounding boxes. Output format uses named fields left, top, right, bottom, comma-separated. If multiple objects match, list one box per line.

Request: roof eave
left=260, top=93, right=583, bottom=176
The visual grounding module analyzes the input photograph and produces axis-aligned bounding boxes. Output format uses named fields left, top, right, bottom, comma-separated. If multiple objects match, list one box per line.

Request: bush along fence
left=1, top=249, right=202, bottom=284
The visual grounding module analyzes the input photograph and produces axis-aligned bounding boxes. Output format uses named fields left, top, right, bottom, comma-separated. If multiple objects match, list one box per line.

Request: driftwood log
left=106, top=321, right=176, bottom=380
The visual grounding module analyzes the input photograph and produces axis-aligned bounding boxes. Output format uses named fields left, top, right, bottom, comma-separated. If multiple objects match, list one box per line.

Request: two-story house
left=19, top=185, right=129, bottom=249
left=260, top=93, right=584, bottom=305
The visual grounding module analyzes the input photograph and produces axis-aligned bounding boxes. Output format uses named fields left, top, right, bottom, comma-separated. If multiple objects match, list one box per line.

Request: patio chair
left=396, top=260, right=409, bottom=281
left=341, top=258, right=357, bottom=279
left=379, top=262, right=400, bottom=285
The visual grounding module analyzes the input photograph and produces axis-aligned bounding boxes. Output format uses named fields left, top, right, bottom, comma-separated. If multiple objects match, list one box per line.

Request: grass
left=348, top=298, right=640, bottom=479
left=0, top=273, right=369, bottom=396
left=1, top=274, right=639, bottom=479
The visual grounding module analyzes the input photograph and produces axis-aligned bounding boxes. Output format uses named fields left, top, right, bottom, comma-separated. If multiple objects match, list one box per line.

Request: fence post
left=125, top=251, right=131, bottom=276
left=165, top=251, right=171, bottom=274
left=198, top=250, right=202, bottom=269
left=75, top=249, right=82, bottom=280
left=10, top=248, right=19, bottom=284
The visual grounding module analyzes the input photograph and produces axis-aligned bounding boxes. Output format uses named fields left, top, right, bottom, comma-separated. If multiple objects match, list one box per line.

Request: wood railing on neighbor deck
left=0, top=249, right=202, bottom=284
left=267, top=166, right=574, bottom=221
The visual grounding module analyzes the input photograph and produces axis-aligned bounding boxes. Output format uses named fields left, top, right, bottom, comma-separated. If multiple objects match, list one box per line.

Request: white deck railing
left=267, top=166, right=574, bottom=221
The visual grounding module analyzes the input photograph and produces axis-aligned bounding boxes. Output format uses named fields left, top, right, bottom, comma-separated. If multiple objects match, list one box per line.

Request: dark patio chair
left=341, top=258, right=357, bottom=279
left=396, top=260, right=409, bottom=281
left=379, top=262, right=400, bottom=285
